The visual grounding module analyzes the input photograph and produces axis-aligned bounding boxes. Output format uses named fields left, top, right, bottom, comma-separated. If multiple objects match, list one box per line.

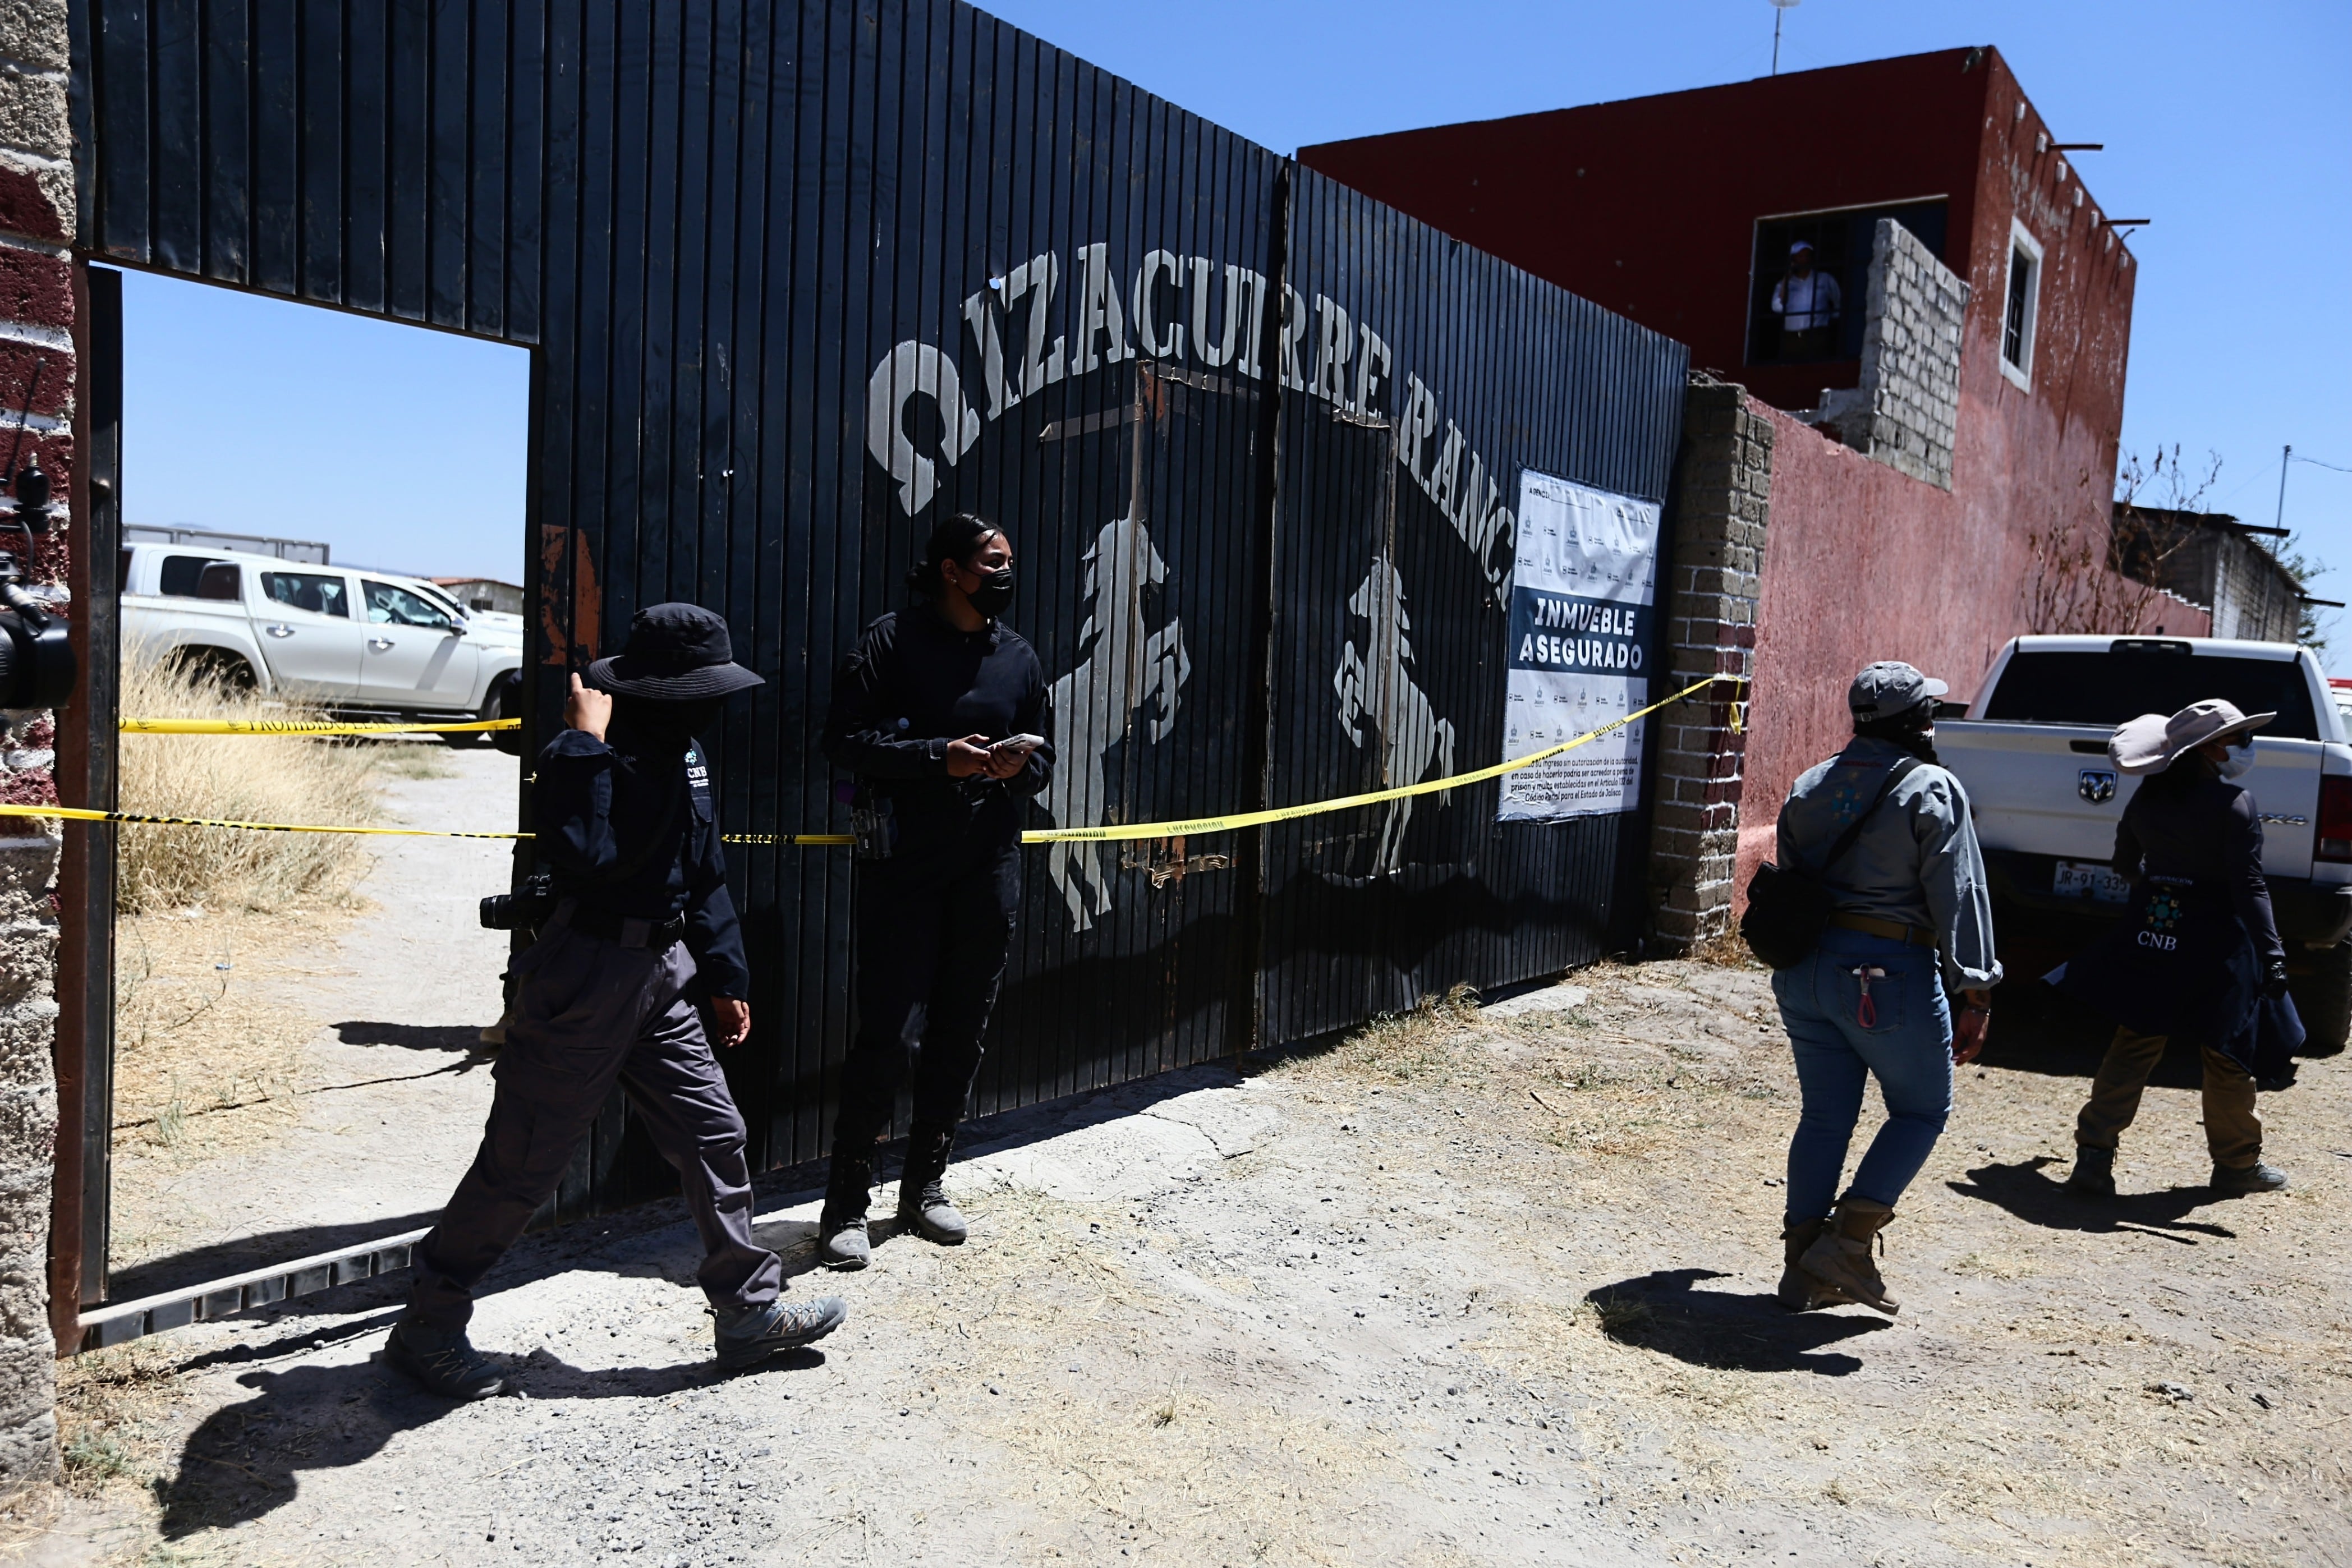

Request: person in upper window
left=1771, top=240, right=1842, bottom=361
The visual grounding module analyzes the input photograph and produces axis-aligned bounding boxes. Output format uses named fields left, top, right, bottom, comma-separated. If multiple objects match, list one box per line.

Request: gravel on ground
left=44, top=953, right=2352, bottom=1566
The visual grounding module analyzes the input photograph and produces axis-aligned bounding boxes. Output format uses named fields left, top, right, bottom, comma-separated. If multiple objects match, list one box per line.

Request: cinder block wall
left=1817, top=219, right=1968, bottom=491
left=0, top=0, right=74, bottom=1494
left=1647, top=377, right=1773, bottom=952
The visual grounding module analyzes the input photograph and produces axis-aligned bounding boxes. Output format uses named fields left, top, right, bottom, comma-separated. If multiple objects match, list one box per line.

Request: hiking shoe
left=817, top=1139, right=876, bottom=1270
left=817, top=1215, right=871, bottom=1271
left=1798, top=1197, right=1900, bottom=1316
left=383, top=1319, right=507, bottom=1400
left=897, top=1178, right=969, bottom=1246
left=896, top=1120, right=969, bottom=1246
left=713, top=1296, right=848, bottom=1371
left=2065, top=1145, right=2116, bottom=1199
left=2212, top=1161, right=2288, bottom=1194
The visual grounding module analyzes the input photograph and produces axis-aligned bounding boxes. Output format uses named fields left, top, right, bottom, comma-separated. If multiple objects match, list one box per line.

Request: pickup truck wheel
left=484, top=672, right=525, bottom=757
left=164, top=648, right=257, bottom=692
left=2287, top=941, right=2352, bottom=1057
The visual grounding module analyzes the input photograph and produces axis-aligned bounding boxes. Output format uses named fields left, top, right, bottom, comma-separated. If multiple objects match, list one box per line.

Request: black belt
left=552, top=900, right=687, bottom=950
left=1827, top=911, right=1936, bottom=948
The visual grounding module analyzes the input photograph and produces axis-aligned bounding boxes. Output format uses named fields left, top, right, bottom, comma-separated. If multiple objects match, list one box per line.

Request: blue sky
left=122, top=0, right=2350, bottom=648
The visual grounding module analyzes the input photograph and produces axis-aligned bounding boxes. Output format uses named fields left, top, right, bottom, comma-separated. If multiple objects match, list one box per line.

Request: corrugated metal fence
left=70, top=0, right=1687, bottom=1240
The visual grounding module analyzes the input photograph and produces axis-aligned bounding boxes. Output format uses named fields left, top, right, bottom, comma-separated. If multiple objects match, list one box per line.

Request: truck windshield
left=1981, top=651, right=2321, bottom=739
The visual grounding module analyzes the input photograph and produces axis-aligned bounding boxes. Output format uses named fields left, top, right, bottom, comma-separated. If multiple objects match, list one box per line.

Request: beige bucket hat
left=2108, top=698, right=2273, bottom=775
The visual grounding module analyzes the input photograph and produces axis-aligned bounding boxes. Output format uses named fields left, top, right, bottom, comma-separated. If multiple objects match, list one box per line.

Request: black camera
left=0, top=518, right=73, bottom=714
left=480, top=872, right=557, bottom=931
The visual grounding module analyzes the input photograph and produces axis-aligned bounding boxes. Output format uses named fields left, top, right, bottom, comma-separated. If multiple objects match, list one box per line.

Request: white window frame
left=1999, top=219, right=2043, bottom=392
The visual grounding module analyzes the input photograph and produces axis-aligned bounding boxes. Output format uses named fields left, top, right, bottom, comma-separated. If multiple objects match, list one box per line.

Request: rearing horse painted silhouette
left=1038, top=512, right=1191, bottom=931
left=1335, top=555, right=1455, bottom=876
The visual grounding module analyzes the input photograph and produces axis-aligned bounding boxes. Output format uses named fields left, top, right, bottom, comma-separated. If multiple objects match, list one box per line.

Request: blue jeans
left=1771, top=926, right=1955, bottom=1221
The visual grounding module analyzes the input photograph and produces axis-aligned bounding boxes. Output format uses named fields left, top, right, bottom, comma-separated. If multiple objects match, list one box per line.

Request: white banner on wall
left=1496, top=469, right=1662, bottom=822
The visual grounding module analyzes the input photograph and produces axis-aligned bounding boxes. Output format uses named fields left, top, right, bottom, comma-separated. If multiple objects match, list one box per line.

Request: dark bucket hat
left=585, top=603, right=765, bottom=700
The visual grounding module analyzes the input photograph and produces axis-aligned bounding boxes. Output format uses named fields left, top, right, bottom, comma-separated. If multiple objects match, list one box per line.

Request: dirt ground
left=107, top=746, right=513, bottom=1300
left=34, top=948, right=2352, bottom=1566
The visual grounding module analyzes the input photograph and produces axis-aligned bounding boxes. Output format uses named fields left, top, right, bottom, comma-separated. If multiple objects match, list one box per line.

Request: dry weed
left=1281, top=984, right=1488, bottom=1088
left=57, top=1341, right=189, bottom=1498
left=116, top=657, right=382, bottom=914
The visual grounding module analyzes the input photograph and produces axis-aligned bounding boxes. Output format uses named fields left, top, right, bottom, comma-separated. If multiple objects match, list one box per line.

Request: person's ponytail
left=906, top=513, right=1002, bottom=601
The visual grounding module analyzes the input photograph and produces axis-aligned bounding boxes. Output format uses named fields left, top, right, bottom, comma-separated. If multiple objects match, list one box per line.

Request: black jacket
left=533, top=726, right=751, bottom=997
left=2112, top=765, right=2284, bottom=965
left=821, top=604, right=1055, bottom=857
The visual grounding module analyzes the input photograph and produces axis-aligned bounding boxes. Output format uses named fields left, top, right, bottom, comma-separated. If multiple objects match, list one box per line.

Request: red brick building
left=1302, top=45, right=2200, bottom=906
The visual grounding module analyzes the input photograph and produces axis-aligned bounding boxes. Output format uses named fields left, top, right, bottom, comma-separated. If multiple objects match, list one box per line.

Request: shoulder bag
left=1740, top=757, right=1918, bottom=970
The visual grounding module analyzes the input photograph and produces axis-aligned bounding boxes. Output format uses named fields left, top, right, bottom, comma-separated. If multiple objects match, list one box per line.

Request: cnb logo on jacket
left=2138, top=889, right=2183, bottom=950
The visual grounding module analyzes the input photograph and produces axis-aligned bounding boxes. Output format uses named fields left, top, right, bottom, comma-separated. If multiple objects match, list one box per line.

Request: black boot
left=2066, top=1144, right=2116, bottom=1198
left=896, top=1120, right=969, bottom=1245
left=817, top=1142, right=876, bottom=1271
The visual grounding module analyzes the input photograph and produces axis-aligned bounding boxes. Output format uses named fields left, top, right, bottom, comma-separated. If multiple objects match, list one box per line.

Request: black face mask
left=612, top=695, right=725, bottom=757
left=966, top=566, right=1016, bottom=619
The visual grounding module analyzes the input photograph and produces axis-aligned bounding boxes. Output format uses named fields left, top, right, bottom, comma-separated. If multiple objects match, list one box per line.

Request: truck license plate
left=2054, top=860, right=2130, bottom=905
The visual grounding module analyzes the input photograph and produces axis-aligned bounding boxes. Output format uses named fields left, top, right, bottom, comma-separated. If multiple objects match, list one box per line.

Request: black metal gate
left=67, top=0, right=1687, bottom=1308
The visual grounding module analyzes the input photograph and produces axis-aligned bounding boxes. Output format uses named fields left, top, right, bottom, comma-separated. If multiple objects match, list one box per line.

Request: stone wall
left=1811, top=219, right=1969, bottom=491
left=1646, top=377, right=1773, bottom=953
left=0, top=0, right=71, bottom=1496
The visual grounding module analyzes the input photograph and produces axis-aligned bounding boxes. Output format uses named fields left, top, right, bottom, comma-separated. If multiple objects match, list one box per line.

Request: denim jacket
left=1776, top=737, right=2003, bottom=993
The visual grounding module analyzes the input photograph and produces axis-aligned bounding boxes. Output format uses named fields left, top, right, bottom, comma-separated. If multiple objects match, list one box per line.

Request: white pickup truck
left=1938, top=634, right=2352, bottom=1052
left=120, top=541, right=525, bottom=747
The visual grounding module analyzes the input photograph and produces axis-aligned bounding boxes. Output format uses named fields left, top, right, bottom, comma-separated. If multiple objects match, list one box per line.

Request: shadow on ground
left=1582, top=1268, right=1891, bottom=1376
left=333, top=1020, right=490, bottom=1052
left=1946, top=1156, right=2239, bottom=1244
left=151, top=1321, right=828, bottom=1538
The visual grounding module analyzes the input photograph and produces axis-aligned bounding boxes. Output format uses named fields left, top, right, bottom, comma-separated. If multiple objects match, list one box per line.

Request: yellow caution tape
left=0, top=804, right=528, bottom=839
left=15, top=675, right=1736, bottom=846
left=121, top=717, right=522, bottom=735
left=724, top=834, right=857, bottom=847
left=0, top=805, right=860, bottom=848
left=1015, top=672, right=1733, bottom=845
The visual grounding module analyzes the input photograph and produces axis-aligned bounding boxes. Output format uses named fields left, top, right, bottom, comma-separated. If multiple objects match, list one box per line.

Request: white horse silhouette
left=1335, top=556, right=1455, bottom=876
left=1039, top=512, right=1191, bottom=930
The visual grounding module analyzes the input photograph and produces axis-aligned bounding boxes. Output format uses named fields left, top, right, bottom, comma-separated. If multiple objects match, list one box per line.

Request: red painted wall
left=1300, top=48, right=1996, bottom=413
left=1737, top=402, right=2208, bottom=897
left=1302, top=48, right=2170, bottom=903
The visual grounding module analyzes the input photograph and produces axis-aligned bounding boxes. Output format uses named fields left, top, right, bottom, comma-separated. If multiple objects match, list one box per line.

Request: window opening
left=1748, top=200, right=1947, bottom=366
left=2000, top=221, right=2043, bottom=389
left=261, top=569, right=350, bottom=618
left=362, top=577, right=456, bottom=629
left=157, top=552, right=225, bottom=597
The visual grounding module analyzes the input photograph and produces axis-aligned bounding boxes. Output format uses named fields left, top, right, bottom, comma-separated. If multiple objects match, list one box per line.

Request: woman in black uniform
left=817, top=513, right=1055, bottom=1268
left=2056, top=699, right=2298, bottom=1198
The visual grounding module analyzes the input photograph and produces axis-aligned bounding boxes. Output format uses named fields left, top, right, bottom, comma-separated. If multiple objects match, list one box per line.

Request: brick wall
left=0, top=0, right=71, bottom=1495
left=1812, top=219, right=1968, bottom=491
left=1646, top=377, right=1772, bottom=952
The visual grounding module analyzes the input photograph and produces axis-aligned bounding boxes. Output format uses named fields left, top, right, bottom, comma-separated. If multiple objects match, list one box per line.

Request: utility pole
left=2276, top=444, right=2293, bottom=532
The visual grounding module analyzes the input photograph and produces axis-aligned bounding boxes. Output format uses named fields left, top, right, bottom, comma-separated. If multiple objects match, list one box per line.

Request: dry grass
left=1281, top=983, right=1488, bottom=1089
left=56, top=1341, right=190, bottom=1499
left=115, top=658, right=382, bottom=915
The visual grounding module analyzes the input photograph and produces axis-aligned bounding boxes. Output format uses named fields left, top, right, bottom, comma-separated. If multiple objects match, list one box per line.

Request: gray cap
left=1848, top=660, right=1949, bottom=723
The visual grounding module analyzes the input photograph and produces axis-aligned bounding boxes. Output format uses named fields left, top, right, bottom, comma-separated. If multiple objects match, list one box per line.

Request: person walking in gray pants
left=384, top=604, right=847, bottom=1399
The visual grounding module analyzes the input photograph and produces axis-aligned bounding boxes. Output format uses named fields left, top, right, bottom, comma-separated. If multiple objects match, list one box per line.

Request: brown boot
left=1777, top=1217, right=1854, bottom=1311
left=1798, top=1197, right=1900, bottom=1316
